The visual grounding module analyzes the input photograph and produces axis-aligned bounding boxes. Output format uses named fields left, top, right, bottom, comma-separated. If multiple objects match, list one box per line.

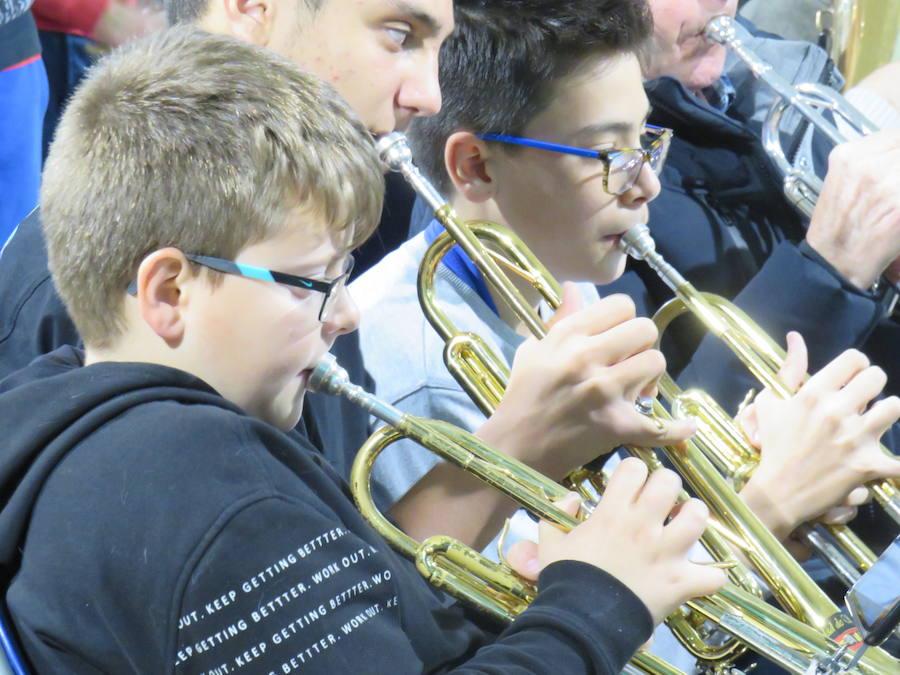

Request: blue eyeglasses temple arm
left=479, top=124, right=667, bottom=158
left=478, top=134, right=601, bottom=159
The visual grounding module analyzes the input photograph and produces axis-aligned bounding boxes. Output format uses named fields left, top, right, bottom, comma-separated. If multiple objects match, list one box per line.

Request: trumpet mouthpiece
left=619, top=223, right=655, bottom=262
left=704, top=14, right=735, bottom=44
left=376, top=132, right=412, bottom=173
left=308, top=353, right=348, bottom=396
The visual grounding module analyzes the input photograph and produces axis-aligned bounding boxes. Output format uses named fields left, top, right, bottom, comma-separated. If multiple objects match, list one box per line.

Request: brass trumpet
left=310, top=354, right=898, bottom=675
left=620, top=223, right=899, bottom=584
left=375, top=132, right=899, bottom=672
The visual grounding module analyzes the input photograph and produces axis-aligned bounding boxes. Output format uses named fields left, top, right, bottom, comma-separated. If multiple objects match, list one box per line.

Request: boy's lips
left=602, top=229, right=630, bottom=243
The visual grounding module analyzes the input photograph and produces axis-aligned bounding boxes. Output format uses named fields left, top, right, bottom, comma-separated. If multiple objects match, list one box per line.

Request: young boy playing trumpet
left=352, top=0, right=900, bottom=567
left=0, top=26, right=725, bottom=673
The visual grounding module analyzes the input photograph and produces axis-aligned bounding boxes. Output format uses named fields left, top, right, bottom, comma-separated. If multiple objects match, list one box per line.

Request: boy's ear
left=218, top=0, right=274, bottom=46
left=445, top=131, right=496, bottom=203
left=134, top=248, right=194, bottom=345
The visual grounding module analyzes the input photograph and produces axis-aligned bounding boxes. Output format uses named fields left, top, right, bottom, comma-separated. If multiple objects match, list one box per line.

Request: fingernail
left=526, top=557, right=541, bottom=575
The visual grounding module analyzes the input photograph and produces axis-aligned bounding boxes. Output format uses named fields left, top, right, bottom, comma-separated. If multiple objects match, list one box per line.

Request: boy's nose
left=324, top=288, right=360, bottom=337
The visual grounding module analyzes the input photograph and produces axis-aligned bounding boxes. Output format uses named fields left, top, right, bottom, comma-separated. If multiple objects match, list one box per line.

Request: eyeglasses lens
left=607, top=151, right=645, bottom=195
left=318, top=257, right=354, bottom=322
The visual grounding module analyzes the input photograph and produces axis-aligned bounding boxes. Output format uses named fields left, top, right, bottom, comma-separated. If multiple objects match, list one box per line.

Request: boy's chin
left=592, top=256, right=628, bottom=287
left=265, top=394, right=307, bottom=432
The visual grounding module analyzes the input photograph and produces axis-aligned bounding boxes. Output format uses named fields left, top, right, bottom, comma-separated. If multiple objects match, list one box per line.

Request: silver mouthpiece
left=619, top=223, right=655, bottom=262
left=619, top=223, right=687, bottom=292
left=376, top=132, right=413, bottom=173
left=704, top=14, right=736, bottom=45
left=308, top=353, right=405, bottom=427
left=308, top=353, right=348, bottom=397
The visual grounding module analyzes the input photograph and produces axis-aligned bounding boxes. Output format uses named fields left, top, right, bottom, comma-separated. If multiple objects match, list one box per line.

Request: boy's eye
left=385, top=23, right=412, bottom=48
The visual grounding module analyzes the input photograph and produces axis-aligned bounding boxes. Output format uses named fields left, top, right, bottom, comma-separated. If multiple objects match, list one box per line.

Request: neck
left=449, top=196, right=544, bottom=337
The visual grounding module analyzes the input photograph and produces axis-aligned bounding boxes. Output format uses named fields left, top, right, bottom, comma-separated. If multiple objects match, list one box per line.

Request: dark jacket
left=0, top=208, right=372, bottom=479
left=0, top=9, right=39, bottom=70
left=0, top=347, right=652, bottom=673
left=602, top=21, right=897, bottom=412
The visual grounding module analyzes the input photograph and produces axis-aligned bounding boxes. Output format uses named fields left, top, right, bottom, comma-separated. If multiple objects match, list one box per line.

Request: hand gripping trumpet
left=620, top=222, right=900, bottom=585
left=375, top=132, right=899, bottom=673
left=310, top=354, right=898, bottom=675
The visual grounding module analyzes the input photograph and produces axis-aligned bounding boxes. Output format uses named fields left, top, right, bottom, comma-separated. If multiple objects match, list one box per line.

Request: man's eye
left=385, top=24, right=411, bottom=47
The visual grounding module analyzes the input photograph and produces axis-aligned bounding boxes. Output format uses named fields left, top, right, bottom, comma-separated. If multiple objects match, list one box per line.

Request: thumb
left=538, top=492, right=581, bottom=551
left=546, top=282, right=584, bottom=330
left=777, top=331, right=808, bottom=394
left=506, top=539, right=541, bottom=581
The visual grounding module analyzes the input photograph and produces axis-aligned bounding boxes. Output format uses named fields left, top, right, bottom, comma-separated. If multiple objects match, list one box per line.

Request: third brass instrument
left=618, top=223, right=900, bottom=586
left=704, top=14, right=899, bottom=309
left=704, top=13, right=878, bottom=220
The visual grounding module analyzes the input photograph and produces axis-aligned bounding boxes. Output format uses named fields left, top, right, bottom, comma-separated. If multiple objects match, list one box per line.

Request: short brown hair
left=41, top=26, right=383, bottom=349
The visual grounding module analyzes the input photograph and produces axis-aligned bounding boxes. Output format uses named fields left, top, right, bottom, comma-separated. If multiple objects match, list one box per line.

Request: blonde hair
left=41, top=26, right=383, bottom=349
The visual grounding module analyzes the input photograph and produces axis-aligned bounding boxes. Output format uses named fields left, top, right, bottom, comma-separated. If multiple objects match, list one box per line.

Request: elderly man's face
left=644, top=0, right=738, bottom=91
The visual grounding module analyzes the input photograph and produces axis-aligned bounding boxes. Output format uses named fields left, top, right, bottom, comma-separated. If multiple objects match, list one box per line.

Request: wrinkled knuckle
left=585, top=374, right=615, bottom=401
left=821, top=406, right=846, bottom=430
left=796, top=386, right=823, bottom=410
left=567, top=349, right=592, bottom=376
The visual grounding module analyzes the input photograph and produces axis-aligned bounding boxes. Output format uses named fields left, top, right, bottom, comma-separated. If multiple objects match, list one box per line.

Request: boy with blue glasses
left=351, top=0, right=900, bottom=622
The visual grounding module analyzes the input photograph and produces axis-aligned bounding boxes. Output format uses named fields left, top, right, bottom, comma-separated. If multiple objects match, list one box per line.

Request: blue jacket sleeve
left=677, top=239, right=888, bottom=411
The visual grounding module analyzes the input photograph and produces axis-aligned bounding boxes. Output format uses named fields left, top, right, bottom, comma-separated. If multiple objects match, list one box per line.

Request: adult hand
left=479, top=284, right=695, bottom=481
left=807, top=129, right=900, bottom=291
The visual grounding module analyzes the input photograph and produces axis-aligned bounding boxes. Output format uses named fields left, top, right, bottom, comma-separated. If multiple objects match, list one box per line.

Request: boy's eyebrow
left=386, top=0, right=445, bottom=36
left=569, top=122, right=634, bottom=144
left=567, top=107, right=653, bottom=146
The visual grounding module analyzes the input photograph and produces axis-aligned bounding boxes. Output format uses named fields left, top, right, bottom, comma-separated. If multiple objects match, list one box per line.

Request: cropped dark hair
left=164, top=0, right=323, bottom=25
left=407, top=0, right=653, bottom=194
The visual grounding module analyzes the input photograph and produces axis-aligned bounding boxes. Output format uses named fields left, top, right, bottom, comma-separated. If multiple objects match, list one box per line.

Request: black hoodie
left=0, top=347, right=652, bottom=674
